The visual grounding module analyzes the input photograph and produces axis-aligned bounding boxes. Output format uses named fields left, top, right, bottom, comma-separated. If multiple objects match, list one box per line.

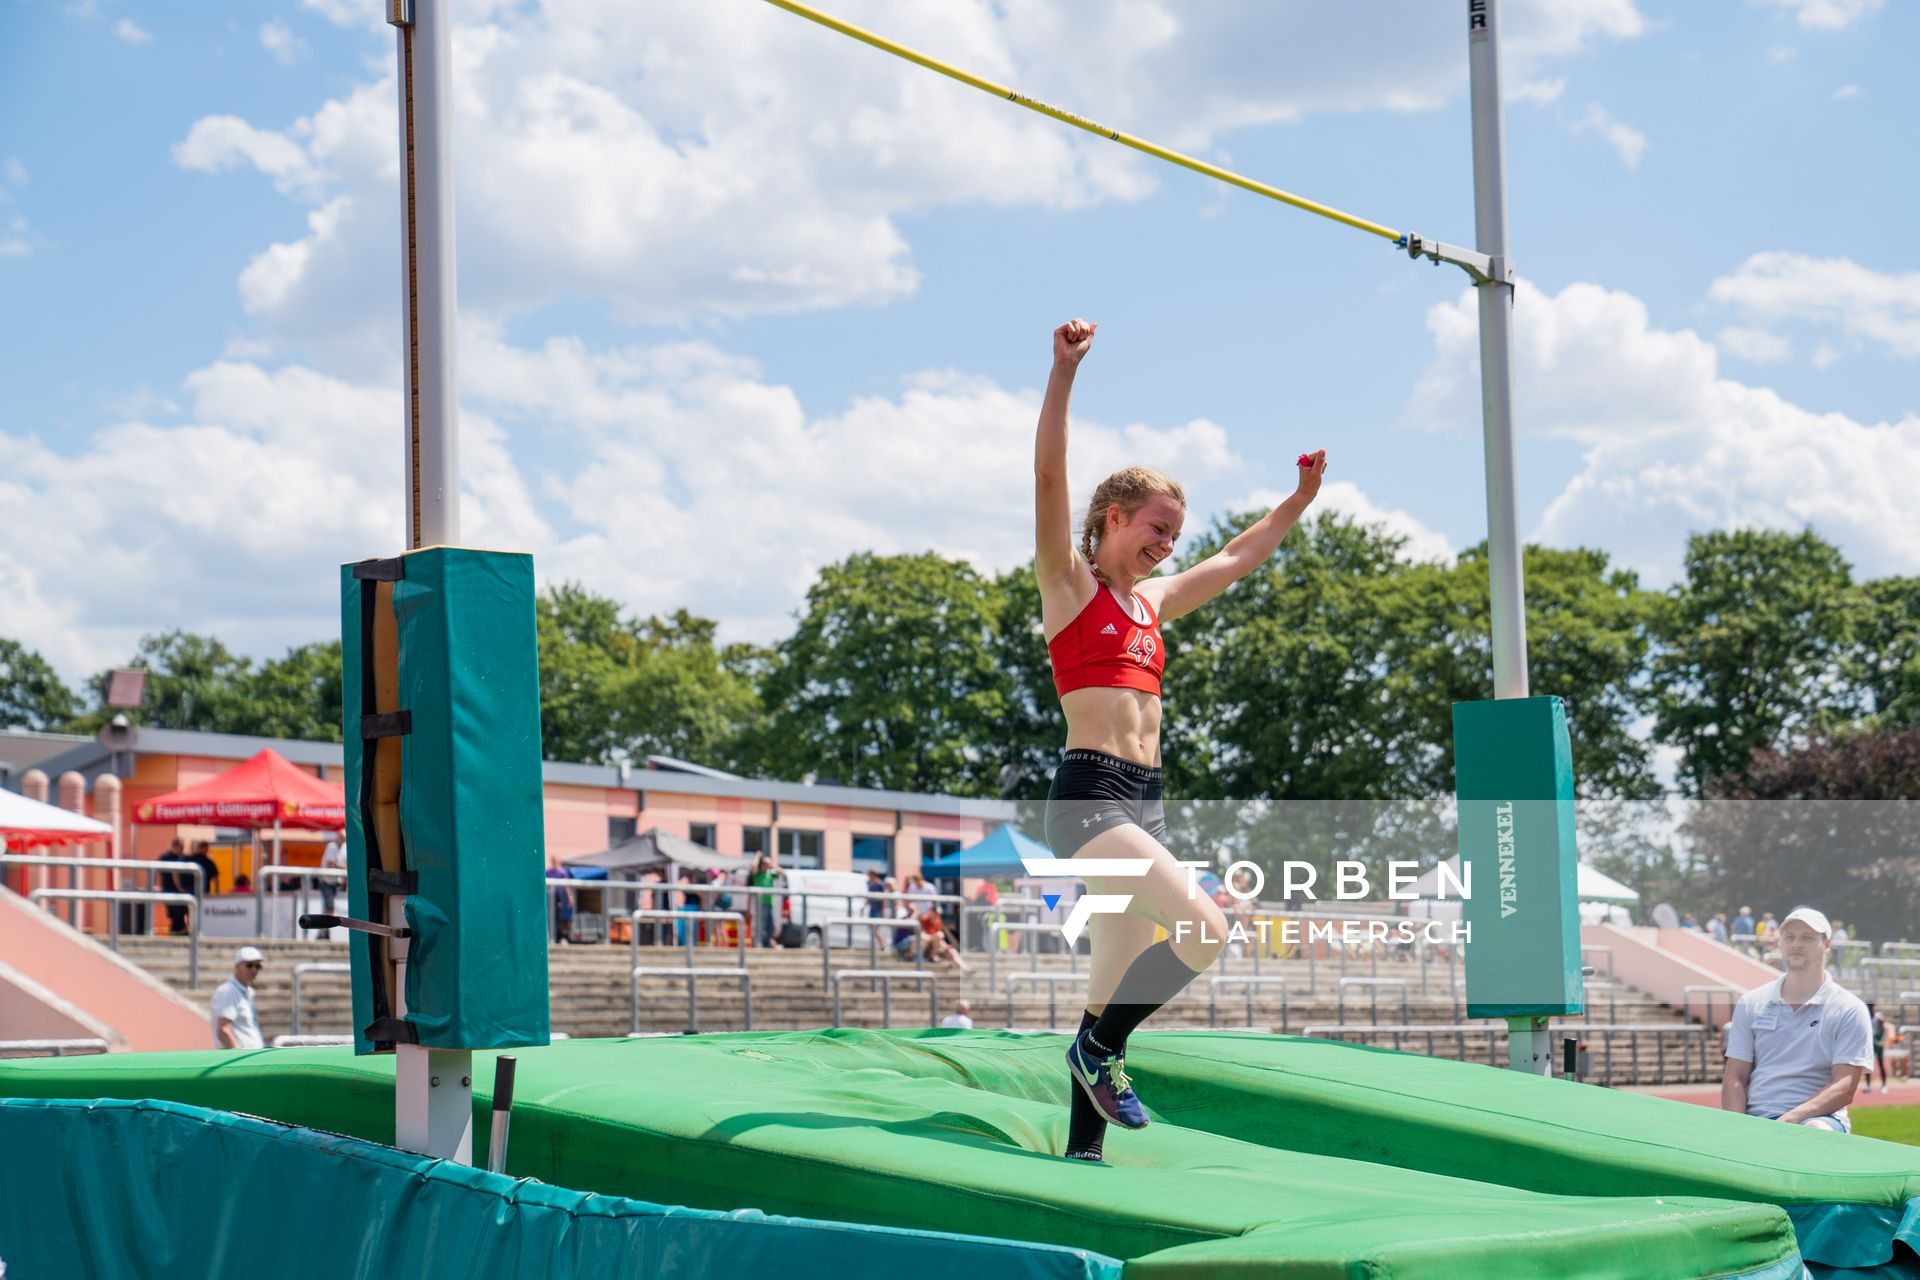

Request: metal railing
left=1336, top=977, right=1410, bottom=1026
left=1004, top=971, right=1088, bottom=1029
left=831, top=969, right=938, bottom=1028
left=960, top=897, right=1044, bottom=951
left=1681, top=984, right=1741, bottom=1031
left=1302, top=1022, right=1715, bottom=1085
left=0, top=1038, right=110, bottom=1058
left=987, top=921, right=1079, bottom=993
left=1580, top=979, right=1619, bottom=1024
left=291, top=962, right=350, bottom=1035
left=552, top=879, right=965, bottom=948
left=1, top=853, right=203, bottom=944
left=627, top=909, right=749, bottom=1034
left=29, top=888, right=198, bottom=986
left=818, top=916, right=918, bottom=990
left=271, top=1035, right=353, bottom=1048
left=258, top=863, right=347, bottom=937
left=1210, top=974, right=1292, bottom=1031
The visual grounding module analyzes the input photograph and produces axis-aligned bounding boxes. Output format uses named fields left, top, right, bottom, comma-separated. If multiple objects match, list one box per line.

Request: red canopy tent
left=133, top=749, right=346, bottom=831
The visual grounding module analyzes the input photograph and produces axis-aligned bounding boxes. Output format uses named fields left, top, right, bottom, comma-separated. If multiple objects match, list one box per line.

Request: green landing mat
left=0, top=1031, right=1812, bottom=1279
left=0, top=1097, right=1122, bottom=1280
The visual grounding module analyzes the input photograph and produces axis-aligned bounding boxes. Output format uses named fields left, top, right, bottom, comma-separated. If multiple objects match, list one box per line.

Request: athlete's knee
left=1169, top=897, right=1228, bottom=967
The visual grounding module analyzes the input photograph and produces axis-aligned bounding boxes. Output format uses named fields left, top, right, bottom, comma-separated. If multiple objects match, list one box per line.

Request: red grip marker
left=1297, top=452, right=1315, bottom=468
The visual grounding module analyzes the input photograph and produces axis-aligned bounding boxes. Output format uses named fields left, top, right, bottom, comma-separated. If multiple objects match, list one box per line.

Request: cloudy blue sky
left=2, top=0, right=1916, bottom=686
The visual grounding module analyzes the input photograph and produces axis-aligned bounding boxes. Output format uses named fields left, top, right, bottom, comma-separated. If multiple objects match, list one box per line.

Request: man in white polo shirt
left=210, top=946, right=266, bottom=1050
left=1722, top=907, right=1873, bottom=1132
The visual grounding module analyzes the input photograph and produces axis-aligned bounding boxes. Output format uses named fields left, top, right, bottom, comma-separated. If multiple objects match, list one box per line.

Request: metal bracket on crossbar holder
left=300, top=913, right=412, bottom=939
left=1398, top=233, right=1511, bottom=287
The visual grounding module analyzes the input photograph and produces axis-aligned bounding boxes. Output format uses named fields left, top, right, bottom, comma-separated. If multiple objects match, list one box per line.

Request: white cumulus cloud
left=1709, top=252, right=1920, bottom=360
left=1408, top=278, right=1920, bottom=584
left=1757, top=0, right=1884, bottom=30
left=112, top=18, right=151, bottom=44
left=1572, top=103, right=1648, bottom=168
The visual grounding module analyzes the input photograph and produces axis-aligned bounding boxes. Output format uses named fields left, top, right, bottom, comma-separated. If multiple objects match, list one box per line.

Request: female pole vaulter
left=1034, top=318, right=1326, bottom=1161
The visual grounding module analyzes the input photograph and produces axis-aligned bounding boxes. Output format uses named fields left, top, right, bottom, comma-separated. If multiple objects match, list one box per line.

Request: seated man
left=1722, top=907, right=1874, bottom=1132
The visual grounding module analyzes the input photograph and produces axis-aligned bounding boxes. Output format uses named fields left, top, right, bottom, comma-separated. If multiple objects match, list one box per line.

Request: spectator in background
left=637, top=868, right=666, bottom=946
left=906, top=872, right=934, bottom=918
left=751, top=855, right=779, bottom=948
left=1868, top=1003, right=1893, bottom=1094
left=915, top=907, right=969, bottom=971
left=1722, top=907, right=1874, bottom=1131
left=675, top=869, right=704, bottom=946
left=231, top=874, right=253, bottom=894
left=188, top=840, right=221, bottom=898
left=157, top=838, right=190, bottom=935
left=941, top=999, right=974, bottom=1030
left=865, top=867, right=887, bottom=917
left=1681, top=913, right=1700, bottom=931
left=1708, top=913, right=1729, bottom=946
left=1756, top=912, right=1778, bottom=961
left=211, top=946, right=266, bottom=1049
left=319, top=831, right=348, bottom=915
left=1732, top=906, right=1757, bottom=955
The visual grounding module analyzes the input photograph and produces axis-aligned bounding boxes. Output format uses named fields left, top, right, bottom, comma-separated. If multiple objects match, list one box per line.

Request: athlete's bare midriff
left=1060, top=686, right=1162, bottom=767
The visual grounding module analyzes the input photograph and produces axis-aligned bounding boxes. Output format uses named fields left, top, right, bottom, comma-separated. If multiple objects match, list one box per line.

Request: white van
left=779, top=868, right=880, bottom=950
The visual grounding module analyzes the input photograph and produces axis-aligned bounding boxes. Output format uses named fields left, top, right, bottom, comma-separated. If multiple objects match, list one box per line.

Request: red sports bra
left=1048, top=576, right=1166, bottom=698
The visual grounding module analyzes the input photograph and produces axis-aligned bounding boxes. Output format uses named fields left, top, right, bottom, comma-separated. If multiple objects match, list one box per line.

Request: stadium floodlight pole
left=1465, top=0, right=1548, bottom=1077
left=387, top=0, right=474, bottom=1161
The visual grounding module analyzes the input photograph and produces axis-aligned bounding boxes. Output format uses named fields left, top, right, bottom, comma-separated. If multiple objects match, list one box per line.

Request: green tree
left=1162, top=511, right=1410, bottom=802
left=1650, top=529, right=1855, bottom=795
left=0, top=638, right=79, bottom=730
left=235, top=641, right=345, bottom=741
left=73, top=631, right=256, bottom=734
left=1845, top=575, right=1920, bottom=729
left=536, top=585, right=762, bottom=766
left=752, top=552, right=1008, bottom=795
left=988, top=562, right=1068, bottom=800
left=1684, top=725, right=1920, bottom=940
left=1384, top=543, right=1662, bottom=800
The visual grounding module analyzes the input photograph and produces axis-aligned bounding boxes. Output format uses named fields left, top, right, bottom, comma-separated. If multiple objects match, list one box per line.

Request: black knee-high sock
left=1086, top=940, right=1206, bottom=1057
left=1065, top=1009, right=1106, bottom=1160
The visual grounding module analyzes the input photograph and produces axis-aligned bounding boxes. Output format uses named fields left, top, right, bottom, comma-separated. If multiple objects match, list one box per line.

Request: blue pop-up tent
left=919, top=826, right=1051, bottom=878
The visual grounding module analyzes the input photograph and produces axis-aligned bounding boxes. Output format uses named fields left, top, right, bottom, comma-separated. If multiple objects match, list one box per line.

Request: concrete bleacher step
left=112, top=937, right=1714, bottom=1084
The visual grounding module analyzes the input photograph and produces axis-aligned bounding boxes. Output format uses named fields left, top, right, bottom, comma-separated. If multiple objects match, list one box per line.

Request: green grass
left=1852, top=1105, right=1920, bottom=1146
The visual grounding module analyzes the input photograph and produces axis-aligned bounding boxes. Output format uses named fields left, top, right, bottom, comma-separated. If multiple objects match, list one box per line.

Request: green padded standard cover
left=340, top=547, right=549, bottom=1052
left=0, top=1097, right=1123, bottom=1280
left=0, top=1034, right=1808, bottom=1278
left=1453, top=696, right=1585, bottom=1018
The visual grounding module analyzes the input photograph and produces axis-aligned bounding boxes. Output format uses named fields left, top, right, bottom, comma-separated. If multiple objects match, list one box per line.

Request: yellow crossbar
left=761, top=0, right=1405, bottom=244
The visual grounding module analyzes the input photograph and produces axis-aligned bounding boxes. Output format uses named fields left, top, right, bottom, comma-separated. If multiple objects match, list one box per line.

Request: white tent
left=0, top=789, right=112, bottom=849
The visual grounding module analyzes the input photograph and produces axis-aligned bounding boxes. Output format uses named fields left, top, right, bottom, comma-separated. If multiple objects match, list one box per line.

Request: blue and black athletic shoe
left=1066, top=1033, right=1149, bottom=1129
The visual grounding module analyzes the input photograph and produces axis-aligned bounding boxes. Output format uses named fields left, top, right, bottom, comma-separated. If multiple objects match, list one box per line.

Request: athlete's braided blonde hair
left=1080, top=466, right=1186, bottom=583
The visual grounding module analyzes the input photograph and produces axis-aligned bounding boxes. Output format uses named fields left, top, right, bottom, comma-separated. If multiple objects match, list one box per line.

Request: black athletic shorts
left=1044, top=749, right=1167, bottom=858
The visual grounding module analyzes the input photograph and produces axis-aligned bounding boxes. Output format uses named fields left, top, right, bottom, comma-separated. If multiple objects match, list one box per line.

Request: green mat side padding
left=0, top=1097, right=1123, bottom=1280
left=0, top=1035, right=1804, bottom=1278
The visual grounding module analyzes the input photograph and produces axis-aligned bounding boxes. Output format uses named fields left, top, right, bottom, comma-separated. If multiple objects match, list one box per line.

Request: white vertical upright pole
left=1469, top=0, right=1549, bottom=1077
left=1467, top=0, right=1527, bottom=704
left=394, top=0, right=461, bottom=551
left=389, top=0, right=473, bottom=1160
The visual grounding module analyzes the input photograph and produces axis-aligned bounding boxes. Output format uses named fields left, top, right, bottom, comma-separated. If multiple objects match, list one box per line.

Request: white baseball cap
left=234, top=945, right=267, bottom=965
left=1780, top=907, right=1831, bottom=939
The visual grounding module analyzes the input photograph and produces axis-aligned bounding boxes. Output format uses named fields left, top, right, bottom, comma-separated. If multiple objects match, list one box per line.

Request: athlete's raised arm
left=1035, top=318, right=1096, bottom=592
left=1146, top=450, right=1326, bottom=622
